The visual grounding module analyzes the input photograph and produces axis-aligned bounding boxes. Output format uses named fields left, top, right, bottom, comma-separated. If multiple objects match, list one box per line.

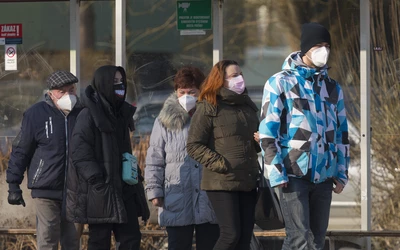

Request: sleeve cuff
left=269, top=178, right=289, bottom=188
left=146, top=187, right=164, bottom=201
left=8, top=183, right=21, bottom=192
left=337, top=177, right=348, bottom=186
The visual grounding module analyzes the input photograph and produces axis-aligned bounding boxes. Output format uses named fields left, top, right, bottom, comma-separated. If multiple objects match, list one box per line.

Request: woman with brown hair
left=187, top=60, right=261, bottom=250
left=145, top=66, right=219, bottom=250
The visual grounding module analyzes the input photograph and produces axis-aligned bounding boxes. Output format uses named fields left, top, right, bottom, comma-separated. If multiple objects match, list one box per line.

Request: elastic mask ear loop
left=49, top=91, right=58, bottom=101
left=305, top=52, right=313, bottom=63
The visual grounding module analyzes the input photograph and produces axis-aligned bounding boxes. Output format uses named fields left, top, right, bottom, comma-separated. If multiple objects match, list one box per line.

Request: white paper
left=180, top=30, right=206, bottom=36
left=5, top=44, right=17, bottom=71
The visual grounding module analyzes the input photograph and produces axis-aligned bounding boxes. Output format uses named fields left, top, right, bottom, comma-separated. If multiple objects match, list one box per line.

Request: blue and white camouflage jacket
left=259, top=51, right=350, bottom=187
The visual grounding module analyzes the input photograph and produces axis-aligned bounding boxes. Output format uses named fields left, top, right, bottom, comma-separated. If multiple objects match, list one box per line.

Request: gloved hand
left=8, top=190, right=26, bottom=207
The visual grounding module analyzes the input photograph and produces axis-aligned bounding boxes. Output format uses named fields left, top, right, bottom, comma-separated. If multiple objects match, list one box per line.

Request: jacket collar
left=282, top=51, right=329, bottom=80
left=82, top=85, right=136, bottom=133
left=201, top=88, right=258, bottom=117
left=158, top=93, right=191, bottom=130
left=218, top=87, right=258, bottom=112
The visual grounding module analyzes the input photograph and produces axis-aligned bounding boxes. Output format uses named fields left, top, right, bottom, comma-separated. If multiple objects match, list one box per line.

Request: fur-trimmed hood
left=158, top=93, right=191, bottom=130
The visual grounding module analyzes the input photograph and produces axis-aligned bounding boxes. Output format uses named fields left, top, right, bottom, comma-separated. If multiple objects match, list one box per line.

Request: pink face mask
left=226, top=75, right=246, bottom=94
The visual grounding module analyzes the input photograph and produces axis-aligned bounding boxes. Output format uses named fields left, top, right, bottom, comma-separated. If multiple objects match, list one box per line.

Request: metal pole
left=212, top=0, right=223, bottom=65
left=360, top=0, right=371, bottom=249
left=70, top=0, right=80, bottom=95
left=115, top=0, right=126, bottom=68
left=328, top=237, right=335, bottom=250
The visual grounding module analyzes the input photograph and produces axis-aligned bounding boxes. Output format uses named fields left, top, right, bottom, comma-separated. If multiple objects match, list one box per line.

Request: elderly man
left=7, top=71, right=82, bottom=250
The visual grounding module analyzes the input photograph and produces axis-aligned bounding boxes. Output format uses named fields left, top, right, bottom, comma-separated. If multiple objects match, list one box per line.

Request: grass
left=131, top=134, right=150, bottom=175
left=0, top=217, right=36, bottom=250
left=0, top=137, right=13, bottom=173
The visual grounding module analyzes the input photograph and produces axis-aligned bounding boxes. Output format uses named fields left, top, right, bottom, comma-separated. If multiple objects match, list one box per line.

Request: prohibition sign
left=6, top=47, right=15, bottom=58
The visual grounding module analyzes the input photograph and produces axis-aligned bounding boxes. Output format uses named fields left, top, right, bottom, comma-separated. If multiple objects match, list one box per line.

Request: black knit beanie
left=300, top=23, right=331, bottom=56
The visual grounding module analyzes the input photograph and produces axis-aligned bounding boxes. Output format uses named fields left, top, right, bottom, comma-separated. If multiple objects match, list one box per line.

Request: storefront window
left=126, top=0, right=212, bottom=137
left=223, top=0, right=362, bottom=232
left=1, top=1, right=399, bottom=247
left=0, top=1, right=70, bottom=147
left=369, top=1, right=400, bottom=247
left=79, top=0, right=115, bottom=89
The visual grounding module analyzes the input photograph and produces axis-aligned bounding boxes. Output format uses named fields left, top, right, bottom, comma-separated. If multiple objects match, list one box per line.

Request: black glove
left=8, top=190, right=26, bottom=207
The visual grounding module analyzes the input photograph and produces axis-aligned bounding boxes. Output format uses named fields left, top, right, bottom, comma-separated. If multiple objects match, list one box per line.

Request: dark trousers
left=280, top=177, right=333, bottom=250
left=88, top=196, right=141, bottom=250
left=207, top=190, right=257, bottom=250
left=166, top=223, right=220, bottom=250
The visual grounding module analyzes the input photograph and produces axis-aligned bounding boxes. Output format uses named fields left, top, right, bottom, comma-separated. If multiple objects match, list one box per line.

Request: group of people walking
left=6, top=22, right=349, bottom=250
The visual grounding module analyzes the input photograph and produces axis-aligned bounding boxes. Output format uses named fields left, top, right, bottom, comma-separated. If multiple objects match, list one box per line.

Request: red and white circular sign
left=6, top=47, right=15, bottom=58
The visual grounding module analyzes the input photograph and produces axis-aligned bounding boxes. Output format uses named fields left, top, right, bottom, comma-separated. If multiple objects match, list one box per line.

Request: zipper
left=63, top=113, right=69, bottom=197
left=56, top=109, right=69, bottom=196
left=45, top=121, right=49, bottom=138
left=65, top=117, right=68, bottom=170
left=32, top=159, right=44, bottom=185
left=49, top=117, right=53, bottom=134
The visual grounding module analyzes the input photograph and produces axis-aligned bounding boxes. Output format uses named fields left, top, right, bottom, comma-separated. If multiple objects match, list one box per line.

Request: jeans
left=166, top=223, right=220, bottom=250
left=280, top=177, right=333, bottom=250
left=88, top=194, right=141, bottom=250
left=207, top=190, right=257, bottom=250
left=34, top=198, right=80, bottom=250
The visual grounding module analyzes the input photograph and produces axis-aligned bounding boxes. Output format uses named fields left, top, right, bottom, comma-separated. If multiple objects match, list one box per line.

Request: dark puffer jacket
left=187, top=87, right=261, bottom=191
left=66, top=66, right=149, bottom=224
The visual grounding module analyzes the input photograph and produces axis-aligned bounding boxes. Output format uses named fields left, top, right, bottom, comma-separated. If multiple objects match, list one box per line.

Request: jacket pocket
left=164, top=184, right=184, bottom=213
left=87, top=183, right=113, bottom=218
left=32, top=159, right=44, bottom=186
left=282, top=147, right=310, bottom=176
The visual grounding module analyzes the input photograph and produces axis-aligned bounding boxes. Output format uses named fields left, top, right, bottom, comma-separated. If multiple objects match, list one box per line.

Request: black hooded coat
left=65, top=65, right=149, bottom=224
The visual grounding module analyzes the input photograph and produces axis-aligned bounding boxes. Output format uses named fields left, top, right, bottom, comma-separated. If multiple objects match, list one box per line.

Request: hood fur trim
left=158, top=93, right=190, bottom=130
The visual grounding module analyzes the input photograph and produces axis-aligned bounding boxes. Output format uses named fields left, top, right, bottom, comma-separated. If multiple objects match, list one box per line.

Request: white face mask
left=56, top=94, right=77, bottom=112
left=308, top=46, right=330, bottom=67
left=226, top=75, right=246, bottom=94
left=178, top=94, right=197, bottom=112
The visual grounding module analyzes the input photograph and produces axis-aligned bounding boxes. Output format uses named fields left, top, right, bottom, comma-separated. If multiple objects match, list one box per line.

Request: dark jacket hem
left=31, top=189, right=63, bottom=200
left=201, top=180, right=257, bottom=192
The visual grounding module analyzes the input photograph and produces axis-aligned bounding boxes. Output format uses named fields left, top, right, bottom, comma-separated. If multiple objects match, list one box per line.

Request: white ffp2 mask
left=57, top=94, right=77, bottom=112
left=309, top=46, right=330, bottom=67
left=178, top=94, right=196, bottom=112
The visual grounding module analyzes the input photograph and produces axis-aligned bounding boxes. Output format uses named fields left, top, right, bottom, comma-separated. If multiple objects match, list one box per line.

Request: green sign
left=177, top=1, right=212, bottom=30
